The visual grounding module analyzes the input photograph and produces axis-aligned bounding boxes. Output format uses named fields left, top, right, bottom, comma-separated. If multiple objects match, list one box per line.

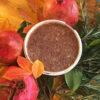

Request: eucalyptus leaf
left=65, top=69, right=83, bottom=92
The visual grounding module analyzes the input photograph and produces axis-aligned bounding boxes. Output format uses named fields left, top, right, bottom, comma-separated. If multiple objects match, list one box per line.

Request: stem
left=57, top=0, right=63, bottom=4
left=8, top=88, right=17, bottom=100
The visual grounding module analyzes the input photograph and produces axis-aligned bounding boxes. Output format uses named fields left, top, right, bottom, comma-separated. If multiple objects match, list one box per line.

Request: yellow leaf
left=32, top=60, right=44, bottom=79
left=0, top=18, right=15, bottom=32
left=0, top=2, right=23, bottom=29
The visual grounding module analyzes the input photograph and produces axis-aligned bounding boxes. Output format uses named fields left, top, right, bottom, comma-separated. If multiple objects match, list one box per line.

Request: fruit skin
left=0, top=31, right=23, bottom=64
left=14, top=75, right=39, bottom=100
left=43, top=0, right=79, bottom=27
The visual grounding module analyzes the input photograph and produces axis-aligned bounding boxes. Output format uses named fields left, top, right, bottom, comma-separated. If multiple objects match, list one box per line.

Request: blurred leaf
left=82, top=94, right=100, bottom=100
left=17, top=56, right=32, bottom=73
left=0, top=66, right=8, bottom=76
left=84, top=39, right=100, bottom=52
left=52, top=94, right=61, bottom=100
left=2, top=66, right=30, bottom=81
left=0, top=18, right=15, bottom=32
left=32, top=60, right=44, bottom=79
left=84, top=74, right=100, bottom=91
left=48, top=77, right=54, bottom=91
left=18, top=8, right=37, bottom=23
left=65, top=69, right=83, bottom=92
left=27, top=0, right=40, bottom=11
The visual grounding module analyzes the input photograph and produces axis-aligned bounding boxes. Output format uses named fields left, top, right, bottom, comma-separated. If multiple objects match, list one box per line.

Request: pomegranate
left=0, top=76, right=39, bottom=100
left=43, top=0, right=79, bottom=27
left=0, top=31, right=23, bottom=64
left=14, top=75, right=39, bottom=100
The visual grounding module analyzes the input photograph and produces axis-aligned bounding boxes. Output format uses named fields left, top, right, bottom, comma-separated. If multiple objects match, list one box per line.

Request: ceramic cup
left=24, top=20, right=82, bottom=76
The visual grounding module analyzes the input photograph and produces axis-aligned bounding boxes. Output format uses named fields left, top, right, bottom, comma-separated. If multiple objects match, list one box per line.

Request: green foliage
left=65, top=69, right=83, bottom=92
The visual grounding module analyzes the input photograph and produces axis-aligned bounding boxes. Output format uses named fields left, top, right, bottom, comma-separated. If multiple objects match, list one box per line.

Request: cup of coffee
left=24, top=20, right=82, bottom=76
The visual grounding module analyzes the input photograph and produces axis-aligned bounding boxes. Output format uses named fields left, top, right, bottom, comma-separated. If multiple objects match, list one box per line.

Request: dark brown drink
left=27, top=22, right=79, bottom=72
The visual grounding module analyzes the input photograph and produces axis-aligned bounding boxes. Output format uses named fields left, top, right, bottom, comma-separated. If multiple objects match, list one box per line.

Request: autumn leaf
left=2, top=66, right=30, bottom=81
left=52, top=94, right=61, bottom=100
left=18, top=8, right=37, bottom=24
left=32, top=60, right=44, bottom=79
left=17, top=56, right=32, bottom=73
left=0, top=2, right=23, bottom=29
left=0, top=18, right=15, bottom=32
left=27, top=0, right=40, bottom=11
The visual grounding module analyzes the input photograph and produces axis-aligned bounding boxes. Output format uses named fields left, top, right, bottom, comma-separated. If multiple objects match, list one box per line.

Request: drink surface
left=27, top=22, right=79, bottom=72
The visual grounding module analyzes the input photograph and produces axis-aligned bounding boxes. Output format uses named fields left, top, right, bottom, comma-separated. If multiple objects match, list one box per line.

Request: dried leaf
left=17, top=56, right=32, bottom=73
left=2, top=66, right=30, bottom=81
left=32, top=60, right=44, bottom=79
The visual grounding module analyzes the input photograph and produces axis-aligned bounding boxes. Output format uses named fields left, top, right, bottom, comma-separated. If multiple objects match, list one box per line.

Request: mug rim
left=24, top=20, right=82, bottom=76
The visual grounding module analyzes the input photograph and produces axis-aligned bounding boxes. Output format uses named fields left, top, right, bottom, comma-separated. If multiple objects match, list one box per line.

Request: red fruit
left=0, top=31, right=23, bottom=64
left=43, top=0, right=79, bottom=27
left=14, top=75, right=39, bottom=100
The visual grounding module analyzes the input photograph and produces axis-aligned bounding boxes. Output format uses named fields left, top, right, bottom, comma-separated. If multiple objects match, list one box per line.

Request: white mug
left=24, top=20, right=82, bottom=76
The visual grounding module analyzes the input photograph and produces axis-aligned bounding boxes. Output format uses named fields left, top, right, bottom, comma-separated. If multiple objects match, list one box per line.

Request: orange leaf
left=0, top=19, right=15, bottom=32
left=2, top=66, right=30, bottom=81
left=18, top=8, right=37, bottom=23
left=32, top=60, right=44, bottom=79
left=17, top=56, right=32, bottom=73
left=27, top=0, right=40, bottom=11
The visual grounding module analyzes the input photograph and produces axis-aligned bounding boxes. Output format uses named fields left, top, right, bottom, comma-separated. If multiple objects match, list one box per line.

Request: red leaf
left=17, top=56, right=32, bottom=73
left=2, top=66, right=30, bottom=81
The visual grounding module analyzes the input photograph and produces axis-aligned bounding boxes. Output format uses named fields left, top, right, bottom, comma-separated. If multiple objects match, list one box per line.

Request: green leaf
left=84, top=39, right=100, bottom=52
left=65, top=69, right=83, bottom=92
left=48, top=77, right=54, bottom=91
